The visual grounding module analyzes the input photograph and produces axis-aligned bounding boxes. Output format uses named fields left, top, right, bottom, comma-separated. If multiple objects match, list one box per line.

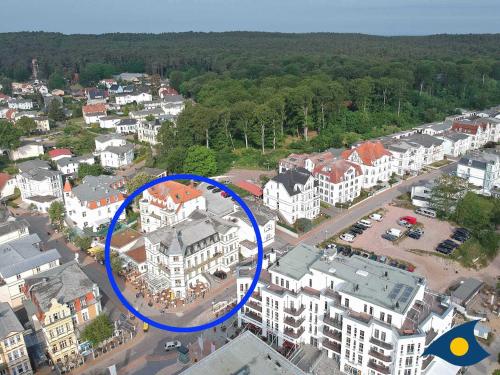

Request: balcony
left=284, top=316, right=305, bottom=328
left=323, top=327, right=342, bottom=342
left=367, top=360, right=391, bottom=375
left=185, top=252, right=223, bottom=273
left=246, top=300, right=262, bottom=312
left=242, top=310, right=262, bottom=324
left=369, top=349, right=392, bottom=362
left=323, top=315, right=342, bottom=330
left=250, top=292, right=262, bottom=302
left=369, top=337, right=393, bottom=350
left=158, top=263, right=170, bottom=274
left=284, top=305, right=305, bottom=316
left=347, top=310, right=372, bottom=324
left=322, top=339, right=341, bottom=353
left=284, top=327, right=305, bottom=340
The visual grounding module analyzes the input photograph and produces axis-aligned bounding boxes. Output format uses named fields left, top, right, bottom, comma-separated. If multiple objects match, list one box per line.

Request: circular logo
left=450, top=337, right=469, bottom=357
left=104, top=174, right=264, bottom=332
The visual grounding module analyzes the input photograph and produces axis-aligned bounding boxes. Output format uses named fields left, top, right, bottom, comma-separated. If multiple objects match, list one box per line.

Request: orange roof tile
left=0, top=173, right=12, bottom=191
left=341, top=141, right=391, bottom=166
left=125, top=245, right=146, bottom=264
left=313, top=160, right=362, bottom=184
left=82, top=103, right=107, bottom=115
left=63, top=180, right=72, bottom=192
left=147, top=181, right=202, bottom=204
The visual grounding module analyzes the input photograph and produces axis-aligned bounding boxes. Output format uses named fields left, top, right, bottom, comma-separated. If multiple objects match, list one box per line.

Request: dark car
left=389, top=260, right=398, bottom=267
left=221, top=191, right=230, bottom=198
left=436, top=246, right=452, bottom=255
left=398, top=264, right=407, bottom=271
left=212, top=188, right=222, bottom=193
left=369, top=254, right=378, bottom=261
left=214, top=270, right=227, bottom=279
left=206, top=185, right=215, bottom=190
left=407, top=231, right=421, bottom=239
left=382, top=233, right=397, bottom=241
left=353, top=224, right=367, bottom=231
left=451, top=234, right=467, bottom=242
left=350, top=227, right=363, bottom=234
left=361, top=252, right=370, bottom=258
left=454, top=228, right=471, bottom=238
left=443, top=239, right=459, bottom=248
left=438, top=241, right=455, bottom=250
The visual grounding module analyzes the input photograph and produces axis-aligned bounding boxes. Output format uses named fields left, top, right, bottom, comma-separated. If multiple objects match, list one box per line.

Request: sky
left=2, top=0, right=500, bottom=35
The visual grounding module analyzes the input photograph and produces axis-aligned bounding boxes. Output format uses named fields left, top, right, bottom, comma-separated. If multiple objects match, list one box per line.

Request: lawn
left=450, top=238, right=492, bottom=268
left=232, top=148, right=290, bottom=170
left=430, top=159, right=453, bottom=168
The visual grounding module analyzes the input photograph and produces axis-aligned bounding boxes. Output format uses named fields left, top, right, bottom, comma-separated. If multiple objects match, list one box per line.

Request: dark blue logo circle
left=104, top=174, right=264, bottom=332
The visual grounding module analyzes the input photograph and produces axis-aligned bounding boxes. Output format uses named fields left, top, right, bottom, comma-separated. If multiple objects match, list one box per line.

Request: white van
left=165, top=340, right=182, bottom=351
left=340, top=233, right=355, bottom=242
left=357, top=219, right=372, bottom=228
left=386, top=228, right=402, bottom=238
left=369, top=213, right=383, bottom=221
left=415, top=208, right=437, bottom=218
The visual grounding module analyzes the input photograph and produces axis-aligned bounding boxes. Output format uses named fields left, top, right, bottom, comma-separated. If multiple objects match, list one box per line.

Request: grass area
left=231, top=148, right=291, bottom=170
left=226, top=183, right=251, bottom=198
left=430, top=159, right=453, bottom=168
left=320, top=201, right=332, bottom=209
left=450, top=238, right=491, bottom=268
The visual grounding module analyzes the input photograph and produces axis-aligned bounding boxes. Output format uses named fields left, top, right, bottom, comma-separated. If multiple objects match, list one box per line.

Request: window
left=380, top=312, right=385, bottom=321
left=407, top=344, right=415, bottom=354
left=381, top=331, right=386, bottom=341
left=344, top=298, right=350, bottom=308
left=405, top=357, right=413, bottom=367
left=359, top=330, right=364, bottom=340
left=374, top=329, right=379, bottom=339
left=387, top=314, right=392, bottom=324
left=346, top=325, right=351, bottom=335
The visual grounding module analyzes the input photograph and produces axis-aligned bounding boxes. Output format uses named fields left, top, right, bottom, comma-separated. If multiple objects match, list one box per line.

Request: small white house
left=98, top=115, right=121, bottom=129
left=82, top=104, right=107, bottom=125
left=94, top=134, right=134, bottom=168
left=8, top=98, right=33, bottom=110
left=456, top=149, right=500, bottom=194
left=115, top=92, right=152, bottom=106
left=115, top=118, right=138, bottom=134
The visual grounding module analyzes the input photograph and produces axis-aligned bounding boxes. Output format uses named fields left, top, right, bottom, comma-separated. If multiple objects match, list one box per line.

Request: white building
left=94, top=134, right=134, bottom=168
left=144, top=210, right=239, bottom=297
left=456, top=149, right=500, bottom=194
left=7, top=99, right=33, bottom=110
left=115, top=91, right=152, bottom=106
left=313, top=160, right=364, bottom=206
left=386, top=140, right=425, bottom=177
left=115, top=118, right=138, bottom=134
left=263, top=168, right=319, bottom=225
left=435, top=132, right=471, bottom=158
left=410, top=183, right=434, bottom=208
left=98, top=115, right=121, bottom=129
left=342, top=141, right=392, bottom=189
left=82, top=104, right=107, bottom=125
left=279, top=151, right=335, bottom=173
left=137, top=119, right=162, bottom=145
left=0, top=234, right=61, bottom=308
left=452, top=120, right=492, bottom=150
left=0, top=173, right=17, bottom=200
left=139, top=181, right=206, bottom=233
left=34, top=116, right=50, bottom=132
left=55, top=155, right=95, bottom=176
left=237, top=244, right=455, bottom=375
left=15, top=160, right=63, bottom=212
left=9, top=142, right=44, bottom=161
left=63, top=175, right=126, bottom=232
left=160, top=95, right=185, bottom=116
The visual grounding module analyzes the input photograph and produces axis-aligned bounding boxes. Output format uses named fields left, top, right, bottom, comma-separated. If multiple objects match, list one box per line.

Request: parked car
left=379, top=256, right=387, bottom=264
left=400, top=216, right=417, bottom=225
left=443, top=239, right=459, bottom=248
left=340, top=233, right=355, bottom=242
left=382, top=233, right=398, bottom=241
left=212, top=188, right=221, bottom=193
left=206, top=185, right=215, bottom=190
left=165, top=341, right=182, bottom=351
left=436, top=245, right=452, bottom=255
left=350, top=227, right=363, bottom=234
left=143, top=322, right=149, bottom=332
left=353, top=224, right=367, bottom=231
left=369, top=213, right=383, bottom=221
left=451, top=233, right=468, bottom=242
left=386, top=228, right=402, bottom=237
left=214, top=270, right=228, bottom=279
left=357, top=219, right=372, bottom=228
left=415, top=208, right=437, bottom=218
left=407, top=231, right=421, bottom=240
left=221, top=191, right=230, bottom=198
left=369, top=254, right=378, bottom=261
left=454, top=228, right=471, bottom=238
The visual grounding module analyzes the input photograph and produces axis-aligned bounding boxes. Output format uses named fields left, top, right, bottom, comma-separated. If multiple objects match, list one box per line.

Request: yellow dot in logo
left=450, top=337, right=469, bottom=356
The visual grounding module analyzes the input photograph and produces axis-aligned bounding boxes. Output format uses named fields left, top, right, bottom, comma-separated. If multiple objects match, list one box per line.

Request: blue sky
left=2, top=0, right=500, bottom=35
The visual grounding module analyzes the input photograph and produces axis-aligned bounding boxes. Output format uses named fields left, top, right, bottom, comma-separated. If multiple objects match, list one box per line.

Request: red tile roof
left=63, top=180, right=72, bottom=192
left=159, top=87, right=179, bottom=96
left=451, top=120, right=488, bottom=135
left=341, top=141, right=391, bottom=166
left=82, top=103, right=107, bottom=115
left=147, top=181, right=202, bottom=204
left=125, top=245, right=146, bottom=264
left=48, top=148, right=72, bottom=158
left=235, top=180, right=263, bottom=197
left=313, top=160, right=363, bottom=183
left=0, top=172, right=12, bottom=191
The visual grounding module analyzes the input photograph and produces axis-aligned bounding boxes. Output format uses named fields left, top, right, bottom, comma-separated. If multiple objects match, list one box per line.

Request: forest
left=1, top=32, right=500, bottom=173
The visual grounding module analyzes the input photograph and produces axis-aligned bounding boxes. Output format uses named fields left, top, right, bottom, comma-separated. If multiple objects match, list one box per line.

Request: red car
left=221, top=191, right=230, bottom=198
left=400, top=216, right=417, bottom=225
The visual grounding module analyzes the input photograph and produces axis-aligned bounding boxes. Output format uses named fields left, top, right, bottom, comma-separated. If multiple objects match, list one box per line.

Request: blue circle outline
left=104, top=174, right=264, bottom=332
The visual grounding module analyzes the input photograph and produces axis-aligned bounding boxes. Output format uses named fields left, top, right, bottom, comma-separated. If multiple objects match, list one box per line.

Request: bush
left=80, top=314, right=114, bottom=347
left=295, top=218, right=313, bottom=233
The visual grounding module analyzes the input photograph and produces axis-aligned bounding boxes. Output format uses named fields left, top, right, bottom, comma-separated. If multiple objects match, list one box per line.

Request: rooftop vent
left=356, top=270, right=369, bottom=277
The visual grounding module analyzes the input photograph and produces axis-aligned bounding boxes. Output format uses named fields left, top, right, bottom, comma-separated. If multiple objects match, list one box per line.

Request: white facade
left=7, top=99, right=33, bottom=110
left=0, top=174, right=17, bottom=199
left=435, top=134, right=471, bottom=158
left=56, top=155, right=95, bottom=176
left=411, top=185, right=433, bottom=208
left=237, top=244, right=455, bottom=375
left=115, top=92, right=152, bottom=105
left=63, top=176, right=126, bottom=231
left=139, top=181, right=207, bottom=233
left=98, top=116, right=120, bottom=129
left=115, top=119, right=138, bottom=134
left=94, top=135, right=134, bottom=169
left=456, top=150, right=500, bottom=194
left=137, top=120, right=161, bottom=145
left=9, top=143, right=44, bottom=161
left=386, top=143, right=425, bottom=177
left=264, top=168, right=319, bottom=225
left=16, top=163, right=63, bottom=202
left=314, top=160, right=364, bottom=206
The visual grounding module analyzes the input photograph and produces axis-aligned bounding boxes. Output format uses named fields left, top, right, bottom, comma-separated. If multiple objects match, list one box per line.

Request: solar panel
left=389, top=283, right=403, bottom=300
left=399, top=286, right=414, bottom=304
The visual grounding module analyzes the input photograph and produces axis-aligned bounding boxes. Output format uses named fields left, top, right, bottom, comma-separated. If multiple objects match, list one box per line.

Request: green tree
left=16, top=116, right=37, bottom=135
left=111, top=252, right=123, bottom=273
left=0, top=121, right=23, bottom=149
left=183, top=146, right=217, bottom=176
left=80, top=314, right=114, bottom=347
left=454, top=192, right=495, bottom=234
left=48, top=100, right=65, bottom=121
left=78, top=163, right=104, bottom=179
left=48, top=71, right=65, bottom=90
left=74, top=236, right=91, bottom=251
left=429, top=175, right=470, bottom=219
left=48, top=201, right=65, bottom=229
left=126, top=173, right=152, bottom=205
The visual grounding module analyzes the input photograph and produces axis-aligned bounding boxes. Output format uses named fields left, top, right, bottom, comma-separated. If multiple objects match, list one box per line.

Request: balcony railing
left=283, top=305, right=305, bottom=316
left=246, top=300, right=262, bottom=312
left=250, top=292, right=262, bottom=302
left=369, top=337, right=393, bottom=350
left=323, top=315, right=342, bottom=330
left=284, top=327, right=305, bottom=340
left=367, top=360, right=391, bottom=375
left=284, top=316, right=305, bottom=328
left=322, top=339, right=341, bottom=353
left=323, top=328, right=342, bottom=342
left=369, top=349, right=392, bottom=362
left=242, top=310, right=262, bottom=324
left=185, top=252, right=223, bottom=273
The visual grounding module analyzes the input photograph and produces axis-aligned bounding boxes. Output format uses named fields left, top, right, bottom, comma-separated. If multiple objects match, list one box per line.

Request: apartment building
left=0, top=172, right=17, bottom=200
left=237, top=244, right=454, bottom=375
left=144, top=210, right=239, bottom=298
left=15, top=160, right=63, bottom=212
left=456, top=149, right=500, bottom=194
left=0, top=234, right=61, bottom=308
left=139, top=181, right=206, bottom=233
left=435, top=132, right=471, bottom=158
left=25, top=261, right=102, bottom=328
left=82, top=104, right=107, bottom=125
left=94, top=134, right=134, bottom=168
left=0, top=208, right=29, bottom=245
left=279, top=151, right=335, bottom=173
left=341, top=142, right=392, bottom=189
left=115, top=91, right=152, bottom=106
left=55, top=155, right=95, bottom=177
left=137, top=119, right=162, bottom=145
left=0, top=302, right=33, bottom=375
left=313, top=160, right=363, bottom=206
left=115, top=118, right=138, bottom=134
left=63, top=175, right=126, bottom=232
left=263, top=168, right=319, bottom=225
left=452, top=119, right=492, bottom=150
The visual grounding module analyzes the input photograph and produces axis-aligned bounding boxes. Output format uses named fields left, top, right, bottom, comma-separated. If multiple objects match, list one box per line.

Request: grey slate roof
left=405, top=133, right=444, bottom=148
left=230, top=199, right=276, bottom=227
left=269, top=243, right=318, bottom=280
left=458, top=149, right=500, bottom=170
left=103, top=143, right=134, bottom=156
left=438, top=132, right=470, bottom=142
left=95, top=134, right=125, bottom=143
left=271, top=167, right=312, bottom=196
left=0, top=234, right=61, bottom=278
left=25, top=261, right=95, bottom=312
left=451, top=278, right=484, bottom=305
left=72, top=175, right=123, bottom=202
left=161, top=95, right=184, bottom=103
left=117, top=118, right=138, bottom=126
left=17, top=160, right=50, bottom=173
left=0, top=302, right=24, bottom=338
